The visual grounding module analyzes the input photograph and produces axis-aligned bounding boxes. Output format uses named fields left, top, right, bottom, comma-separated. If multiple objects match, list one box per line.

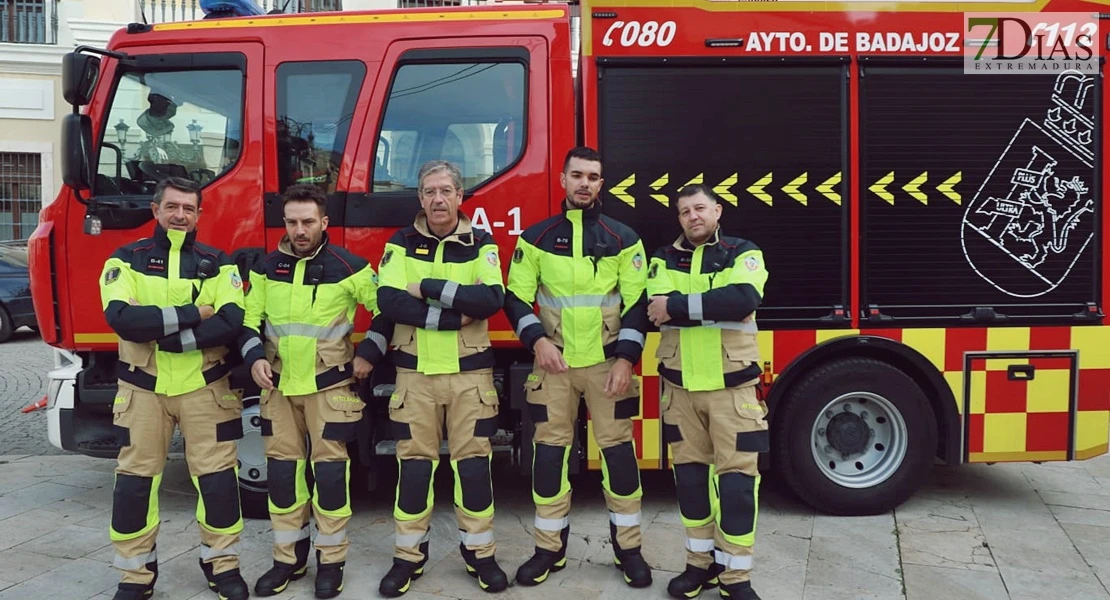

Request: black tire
left=0, top=305, right=12, bottom=343
left=771, top=357, right=937, bottom=516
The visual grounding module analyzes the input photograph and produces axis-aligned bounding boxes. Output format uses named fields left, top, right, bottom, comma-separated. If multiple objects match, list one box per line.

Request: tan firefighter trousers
left=523, top=358, right=644, bottom=555
left=110, top=377, right=244, bottom=585
left=387, top=368, right=501, bottom=564
left=662, top=380, right=769, bottom=585
left=260, top=382, right=365, bottom=565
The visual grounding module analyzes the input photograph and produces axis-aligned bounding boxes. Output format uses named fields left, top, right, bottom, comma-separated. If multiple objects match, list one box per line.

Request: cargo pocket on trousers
left=523, top=370, right=549, bottom=424
left=112, top=388, right=134, bottom=447
left=733, top=388, right=770, bottom=453
left=322, top=388, right=365, bottom=442
left=613, top=375, right=641, bottom=420
left=473, top=381, right=500, bottom=438
left=387, top=389, right=412, bottom=441
left=214, top=389, right=245, bottom=442
left=118, top=341, right=155, bottom=369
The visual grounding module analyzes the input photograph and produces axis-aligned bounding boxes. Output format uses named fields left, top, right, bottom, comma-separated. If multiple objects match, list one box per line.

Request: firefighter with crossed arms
left=99, top=176, right=250, bottom=600
left=647, top=183, right=769, bottom=600
left=505, top=146, right=653, bottom=589
left=376, top=160, right=510, bottom=597
left=239, top=183, right=392, bottom=599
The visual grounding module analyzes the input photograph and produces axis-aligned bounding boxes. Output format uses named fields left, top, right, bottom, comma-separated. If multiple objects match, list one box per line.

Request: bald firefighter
left=240, top=184, right=390, bottom=599
left=98, top=177, right=249, bottom=600
left=376, top=160, right=509, bottom=597
left=647, top=184, right=769, bottom=600
left=505, top=146, right=652, bottom=588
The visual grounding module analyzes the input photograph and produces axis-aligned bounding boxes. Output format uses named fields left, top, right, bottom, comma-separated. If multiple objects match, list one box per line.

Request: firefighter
left=646, top=184, right=769, bottom=600
left=98, top=176, right=249, bottom=600
left=505, top=146, right=652, bottom=588
left=376, top=160, right=510, bottom=597
left=239, top=183, right=391, bottom=599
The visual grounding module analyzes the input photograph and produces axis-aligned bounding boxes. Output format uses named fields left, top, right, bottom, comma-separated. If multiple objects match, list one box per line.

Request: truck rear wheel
left=772, top=357, right=937, bottom=515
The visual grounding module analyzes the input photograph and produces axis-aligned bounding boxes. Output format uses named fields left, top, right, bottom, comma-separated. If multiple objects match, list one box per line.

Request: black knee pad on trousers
left=198, top=468, right=240, bottom=530
left=397, top=459, right=433, bottom=517
left=112, top=473, right=155, bottom=536
left=601, top=442, right=639, bottom=497
left=532, top=443, right=568, bottom=500
left=717, top=472, right=757, bottom=537
left=268, top=458, right=299, bottom=510
left=673, top=463, right=712, bottom=522
left=456, top=456, right=493, bottom=513
left=313, top=460, right=348, bottom=513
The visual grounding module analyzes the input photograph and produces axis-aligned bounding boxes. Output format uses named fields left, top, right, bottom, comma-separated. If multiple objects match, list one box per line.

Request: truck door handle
left=1008, top=364, right=1035, bottom=381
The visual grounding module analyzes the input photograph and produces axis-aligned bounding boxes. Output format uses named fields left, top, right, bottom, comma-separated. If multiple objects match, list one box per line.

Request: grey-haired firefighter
left=98, top=177, right=249, bottom=600
left=647, top=184, right=769, bottom=600
left=376, top=160, right=509, bottom=597
left=240, top=184, right=391, bottom=599
left=504, top=146, right=652, bottom=588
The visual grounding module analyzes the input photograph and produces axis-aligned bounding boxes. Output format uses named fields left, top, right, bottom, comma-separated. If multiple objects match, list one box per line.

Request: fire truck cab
left=32, top=0, right=1110, bottom=518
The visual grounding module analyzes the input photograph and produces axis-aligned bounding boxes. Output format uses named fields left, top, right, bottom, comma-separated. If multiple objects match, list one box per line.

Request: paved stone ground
left=0, top=329, right=60, bottom=456
left=0, top=449, right=1109, bottom=600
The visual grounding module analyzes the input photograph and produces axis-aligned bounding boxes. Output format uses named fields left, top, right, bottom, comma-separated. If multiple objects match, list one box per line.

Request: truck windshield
left=94, top=68, right=244, bottom=197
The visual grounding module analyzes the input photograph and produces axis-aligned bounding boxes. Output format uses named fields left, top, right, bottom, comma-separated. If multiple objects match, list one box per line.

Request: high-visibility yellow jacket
left=99, top=224, right=245, bottom=396
left=505, top=202, right=648, bottom=368
left=646, top=228, right=769, bottom=392
left=240, top=233, right=388, bottom=397
left=376, top=211, right=505, bottom=376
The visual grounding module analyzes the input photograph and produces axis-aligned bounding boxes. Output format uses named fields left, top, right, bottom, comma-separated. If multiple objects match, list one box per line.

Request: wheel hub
left=826, top=412, right=870, bottom=455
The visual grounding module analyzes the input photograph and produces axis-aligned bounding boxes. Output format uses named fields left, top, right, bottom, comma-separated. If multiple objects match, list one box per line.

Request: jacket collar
left=153, top=223, right=197, bottom=251
left=414, top=210, right=476, bottom=246
left=672, top=226, right=722, bottom=252
left=562, top=197, right=603, bottom=222
left=278, top=231, right=331, bottom=261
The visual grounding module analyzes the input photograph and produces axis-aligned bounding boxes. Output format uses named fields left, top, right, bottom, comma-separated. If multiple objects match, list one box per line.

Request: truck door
left=76, top=42, right=264, bottom=340
left=343, top=38, right=548, bottom=290
left=263, top=59, right=371, bottom=251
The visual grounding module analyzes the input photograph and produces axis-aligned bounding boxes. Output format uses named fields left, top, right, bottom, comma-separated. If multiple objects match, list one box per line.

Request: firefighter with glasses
left=505, top=146, right=652, bottom=589
left=376, top=160, right=510, bottom=597
left=240, top=183, right=391, bottom=599
left=647, top=184, right=769, bottom=600
left=98, top=176, right=249, bottom=600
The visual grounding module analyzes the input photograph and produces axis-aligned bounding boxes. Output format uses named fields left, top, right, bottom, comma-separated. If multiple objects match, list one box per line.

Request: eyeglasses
left=420, top=186, right=456, bottom=200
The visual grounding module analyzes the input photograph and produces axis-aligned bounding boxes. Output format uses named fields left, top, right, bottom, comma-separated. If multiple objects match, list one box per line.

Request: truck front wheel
left=237, top=396, right=269, bottom=520
left=772, top=357, right=937, bottom=516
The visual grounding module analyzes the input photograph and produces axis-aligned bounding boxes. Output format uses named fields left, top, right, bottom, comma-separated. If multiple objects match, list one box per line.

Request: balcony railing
left=140, top=0, right=343, bottom=24
left=1, top=0, right=59, bottom=45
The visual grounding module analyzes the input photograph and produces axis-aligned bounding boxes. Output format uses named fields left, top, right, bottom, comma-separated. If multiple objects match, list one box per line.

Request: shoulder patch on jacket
left=230, top=270, right=243, bottom=289
left=513, top=247, right=524, bottom=263
left=104, top=267, right=121, bottom=285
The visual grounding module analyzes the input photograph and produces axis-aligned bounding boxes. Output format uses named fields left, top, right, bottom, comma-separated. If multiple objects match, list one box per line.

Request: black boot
left=378, top=542, right=429, bottom=598
left=514, top=546, right=567, bottom=586
left=719, top=581, right=762, bottom=600
left=111, top=583, right=154, bottom=600
left=614, top=547, right=652, bottom=588
left=314, top=562, right=344, bottom=599
left=255, top=538, right=311, bottom=596
left=667, top=563, right=722, bottom=599
left=212, top=568, right=250, bottom=600
left=460, top=543, right=508, bottom=593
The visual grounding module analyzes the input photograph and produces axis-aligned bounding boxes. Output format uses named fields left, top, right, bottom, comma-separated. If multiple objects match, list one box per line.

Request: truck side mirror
left=62, top=52, right=100, bottom=107
left=62, top=113, right=93, bottom=192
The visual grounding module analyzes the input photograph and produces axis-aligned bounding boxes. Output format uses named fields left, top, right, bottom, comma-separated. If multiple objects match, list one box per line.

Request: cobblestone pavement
left=1, top=450, right=1110, bottom=600
left=0, top=329, right=60, bottom=456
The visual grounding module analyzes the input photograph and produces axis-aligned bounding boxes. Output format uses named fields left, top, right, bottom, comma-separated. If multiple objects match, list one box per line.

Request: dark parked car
left=0, top=239, right=35, bottom=343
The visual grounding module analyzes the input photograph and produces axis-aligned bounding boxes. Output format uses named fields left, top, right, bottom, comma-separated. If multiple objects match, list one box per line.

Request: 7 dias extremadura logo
left=964, top=12, right=1097, bottom=74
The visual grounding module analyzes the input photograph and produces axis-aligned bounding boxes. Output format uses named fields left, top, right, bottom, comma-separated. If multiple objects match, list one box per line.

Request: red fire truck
left=30, top=0, right=1109, bottom=517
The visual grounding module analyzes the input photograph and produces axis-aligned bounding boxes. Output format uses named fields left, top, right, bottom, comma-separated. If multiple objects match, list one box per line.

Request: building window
left=0, top=152, right=41, bottom=241
left=1, top=0, right=57, bottom=44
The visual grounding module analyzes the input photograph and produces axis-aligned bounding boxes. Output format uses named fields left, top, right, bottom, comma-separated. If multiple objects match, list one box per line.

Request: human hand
left=198, top=305, right=216, bottom=320
left=352, top=356, right=373, bottom=380
left=406, top=283, right=423, bottom=299
left=534, top=337, right=568, bottom=374
left=461, top=315, right=474, bottom=326
left=647, top=295, right=671, bottom=326
left=250, top=359, right=274, bottom=391
left=605, top=358, right=633, bottom=397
